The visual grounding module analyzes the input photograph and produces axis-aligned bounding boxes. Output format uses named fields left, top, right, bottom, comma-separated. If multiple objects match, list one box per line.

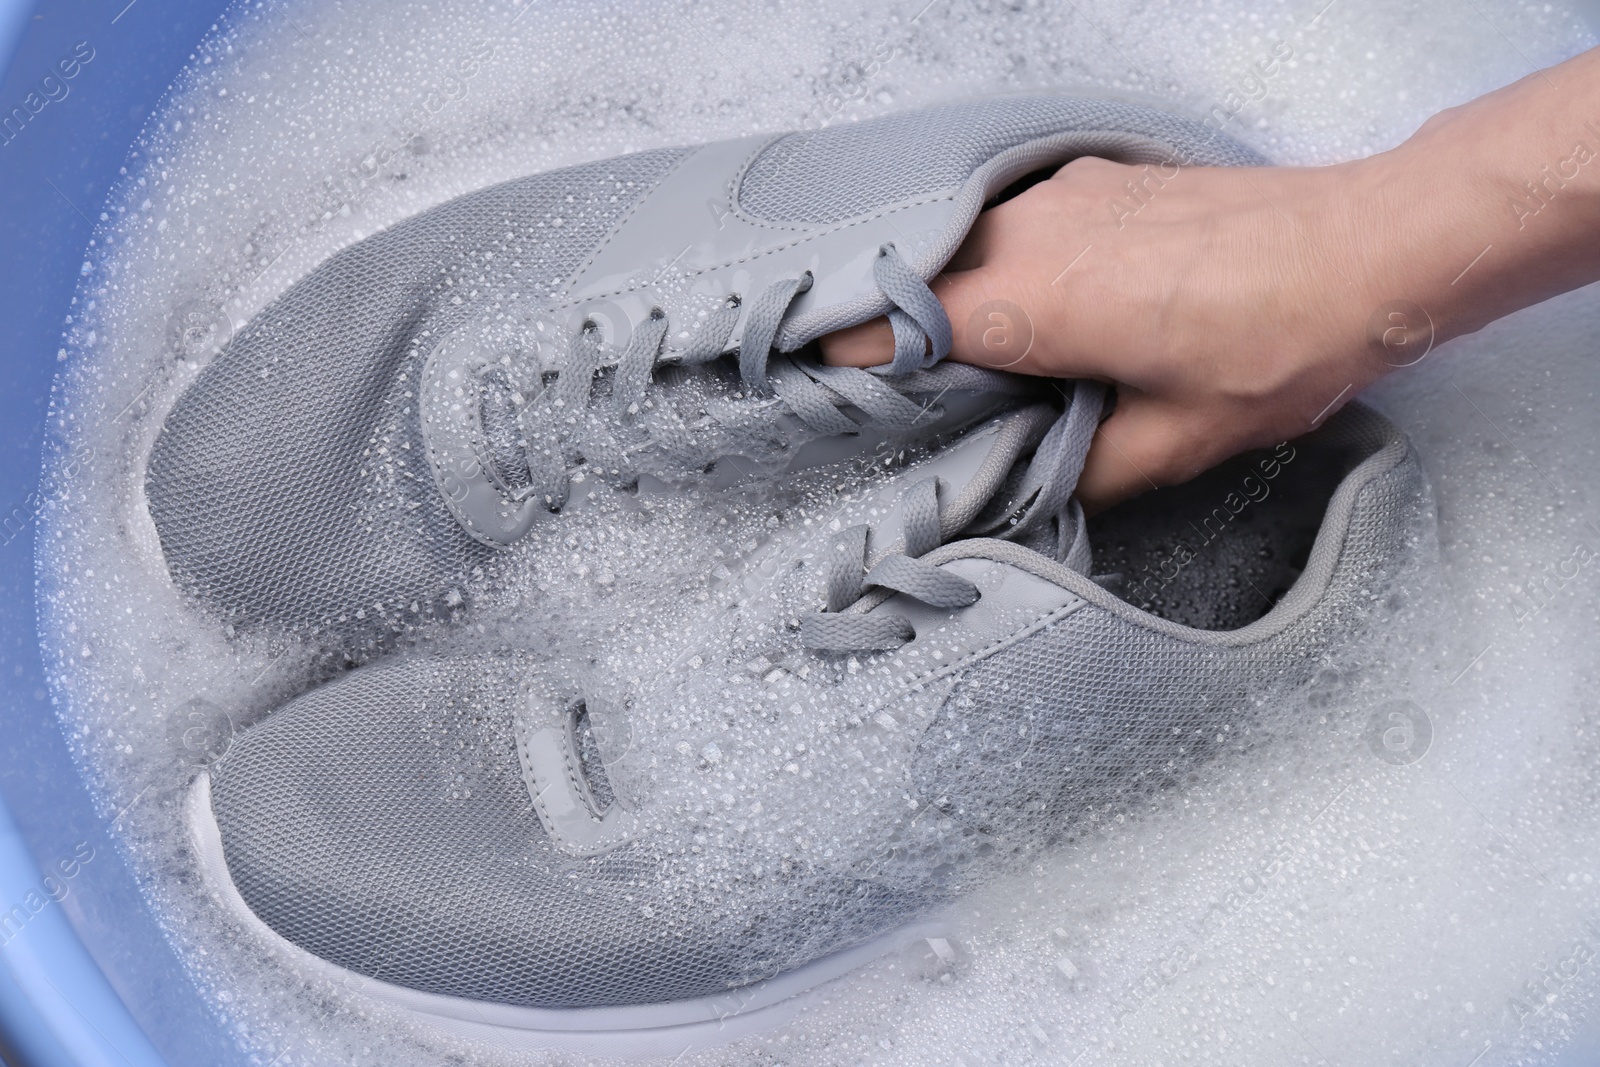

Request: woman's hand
left=825, top=156, right=1403, bottom=509
left=822, top=47, right=1600, bottom=510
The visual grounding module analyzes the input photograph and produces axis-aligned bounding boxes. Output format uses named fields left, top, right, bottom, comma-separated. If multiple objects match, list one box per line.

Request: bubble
left=33, top=1, right=1600, bottom=1065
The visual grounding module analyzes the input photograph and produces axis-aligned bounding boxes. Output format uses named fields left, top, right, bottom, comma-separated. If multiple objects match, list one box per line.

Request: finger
left=820, top=265, right=1106, bottom=378
left=817, top=267, right=1015, bottom=371
left=938, top=267, right=1110, bottom=379
left=1048, top=153, right=1126, bottom=184
left=818, top=315, right=895, bottom=367
left=936, top=268, right=1035, bottom=370
left=820, top=199, right=1018, bottom=368
left=1075, top=391, right=1229, bottom=513
left=943, top=207, right=1003, bottom=272
left=819, top=202, right=1006, bottom=369
left=816, top=264, right=992, bottom=368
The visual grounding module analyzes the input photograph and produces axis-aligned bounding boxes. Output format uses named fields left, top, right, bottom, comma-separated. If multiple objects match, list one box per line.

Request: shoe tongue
left=862, top=402, right=1059, bottom=562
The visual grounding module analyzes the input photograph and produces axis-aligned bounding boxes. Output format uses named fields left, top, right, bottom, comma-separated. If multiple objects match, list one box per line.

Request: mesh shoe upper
left=207, top=403, right=1433, bottom=1010
left=207, top=652, right=855, bottom=1008
left=146, top=149, right=689, bottom=637
left=913, top=419, right=1428, bottom=846
left=737, top=95, right=1263, bottom=224
left=146, top=95, right=1264, bottom=642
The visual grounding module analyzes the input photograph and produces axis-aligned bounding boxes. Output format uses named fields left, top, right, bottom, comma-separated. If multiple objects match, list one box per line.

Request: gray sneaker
left=192, top=388, right=1432, bottom=1051
left=146, top=96, right=1263, bottom=641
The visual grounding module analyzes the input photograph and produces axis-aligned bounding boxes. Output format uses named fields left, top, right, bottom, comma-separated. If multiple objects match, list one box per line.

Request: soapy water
left=32, top=0, right=1600, bottom=1063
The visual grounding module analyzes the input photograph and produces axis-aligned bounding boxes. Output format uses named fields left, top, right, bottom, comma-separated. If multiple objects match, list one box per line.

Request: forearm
left=1354, top=46, right=1600, bottom=347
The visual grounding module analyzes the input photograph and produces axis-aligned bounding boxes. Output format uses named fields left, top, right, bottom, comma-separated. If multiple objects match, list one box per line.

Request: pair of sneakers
left=157, top=95, right=1432, bottom=1052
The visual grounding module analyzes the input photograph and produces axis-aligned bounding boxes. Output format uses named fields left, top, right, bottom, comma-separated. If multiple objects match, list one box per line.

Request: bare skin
left=821, top=46, right=1600, bottom=510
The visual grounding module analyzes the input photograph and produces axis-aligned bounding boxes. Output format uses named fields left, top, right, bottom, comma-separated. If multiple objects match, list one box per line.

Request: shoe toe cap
left=209, top=653, right=761, bottom=1009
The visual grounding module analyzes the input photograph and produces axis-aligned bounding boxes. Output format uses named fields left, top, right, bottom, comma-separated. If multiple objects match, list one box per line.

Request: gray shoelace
left=872, top=242, right=953, bottom=375
left=799, top=381, right=1108, bottom=653
left=483, top=244, right=953, bottom=512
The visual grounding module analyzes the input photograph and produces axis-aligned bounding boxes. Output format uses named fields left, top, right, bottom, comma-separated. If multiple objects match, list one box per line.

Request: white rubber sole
left=186, top=773, right=950, bottom=1058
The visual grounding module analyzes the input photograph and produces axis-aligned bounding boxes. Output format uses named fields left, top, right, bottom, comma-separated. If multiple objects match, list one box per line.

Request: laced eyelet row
left=474, top=245, right=958, bottom=517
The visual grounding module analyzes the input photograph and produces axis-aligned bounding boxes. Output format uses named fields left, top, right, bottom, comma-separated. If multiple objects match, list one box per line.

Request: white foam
left=35, top=0, right=1600, bottom=1064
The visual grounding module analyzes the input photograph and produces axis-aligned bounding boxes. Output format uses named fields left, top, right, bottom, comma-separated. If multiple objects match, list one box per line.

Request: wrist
left=1358, top=64, right=1600, bottom=347
left=1338, top=141, right=1495, bottom=351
